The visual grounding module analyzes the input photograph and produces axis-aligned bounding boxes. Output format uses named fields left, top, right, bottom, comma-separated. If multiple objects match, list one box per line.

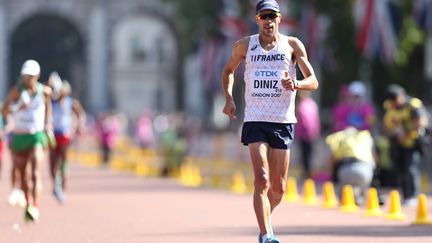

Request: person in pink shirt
left=295, top=91, right=320, bottom=179
left=345, top=80, right=375, bottom=131
left=331, top=84, right=350, bottom=132
left=135, top=109, right=154, bottom=149
left=96, top=111, right=122, bottom=166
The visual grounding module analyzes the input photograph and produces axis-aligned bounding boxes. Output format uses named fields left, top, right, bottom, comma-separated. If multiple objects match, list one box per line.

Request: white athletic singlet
left=13, top=83, right=46, bottom=133
left=52, top=96, right=73, bottom=135
left=244, top=34, right=297, bottom=123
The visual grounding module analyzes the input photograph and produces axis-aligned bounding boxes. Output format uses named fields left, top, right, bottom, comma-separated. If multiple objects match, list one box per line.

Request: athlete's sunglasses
left=257, top=12, right=280, bottom=20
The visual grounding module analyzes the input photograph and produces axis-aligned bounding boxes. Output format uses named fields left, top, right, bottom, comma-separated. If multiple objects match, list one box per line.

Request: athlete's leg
left=49, top=147, right=61, bottom=185
left=11, top=161, right=19, bottom=188
left=8, top=155, right=25, bottom=206
left=268, top=148, right=290, bottom=212
left=30, top=146, right=44, bottom=207
left=13, top=152, right=30, bottom=205
left=59, top=145, right=69, bottom=190
left=249, top=142, right=272, bottom=236
left=0, top=141, right=2, bottom=179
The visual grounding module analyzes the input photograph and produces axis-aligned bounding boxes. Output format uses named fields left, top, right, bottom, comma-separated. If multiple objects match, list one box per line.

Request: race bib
left=248, top=69, right=286, bottom=98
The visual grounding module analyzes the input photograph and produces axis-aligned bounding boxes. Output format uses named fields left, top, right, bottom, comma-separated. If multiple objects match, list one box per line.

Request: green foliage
left=162, top=0, right=222, bottom=53
left=165, top=0, right=430, bottom=106
left=396, top=17, right=425, bottom=66
left=314, top=0, right=361, bottom=106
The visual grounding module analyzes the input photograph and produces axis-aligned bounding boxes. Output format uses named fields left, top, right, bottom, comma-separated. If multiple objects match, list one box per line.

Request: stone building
left=0, top=0, right=182, bottom=117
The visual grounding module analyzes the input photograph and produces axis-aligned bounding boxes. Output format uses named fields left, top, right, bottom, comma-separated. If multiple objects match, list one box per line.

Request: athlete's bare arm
left=1, top=86, right=20, bottom=117
left=43, top=85, right=53, bottom=130
left=221, top=37, right=249, bottom=120
left=72, top=99, right=86, bottom=134
left=282, top=37, right=319, bottom=91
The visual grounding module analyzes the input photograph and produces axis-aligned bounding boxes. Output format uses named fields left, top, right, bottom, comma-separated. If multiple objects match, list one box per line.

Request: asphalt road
left=1, top=160, right=432, bottom=243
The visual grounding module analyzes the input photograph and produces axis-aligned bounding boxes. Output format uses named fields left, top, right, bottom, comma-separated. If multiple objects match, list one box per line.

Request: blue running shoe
left=259, top=236, right=279, bottom=243
left=53, top=175, right=66, bottom=204
left=259, top=218, right=275, bottom=243
left=53, top=188, right=66, bottom=204
left=270, top=236, right=280, bottom=243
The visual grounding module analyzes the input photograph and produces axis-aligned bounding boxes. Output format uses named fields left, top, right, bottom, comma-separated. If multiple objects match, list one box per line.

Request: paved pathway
left=1, top=161, right=431, bottom=243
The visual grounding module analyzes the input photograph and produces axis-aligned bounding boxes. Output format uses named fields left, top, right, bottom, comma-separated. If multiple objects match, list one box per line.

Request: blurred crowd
left=295, top=80, right=431, bottom=207
left=71, top=78, right=432, bottom=208
left=1, top=60, right=431, bottom=214
left=90, top=109, right=204, bottom=176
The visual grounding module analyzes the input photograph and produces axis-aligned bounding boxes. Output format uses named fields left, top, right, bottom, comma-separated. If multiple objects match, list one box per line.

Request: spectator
left=331, top=85, right=350, bottom=132
left=345, top=80, right=375, bottom=131
left=135, top=109, right=155, bottom=149
left=295, top=91, right=320, bottom=179
left=325, top=127, right=376, bottom=205
left=96, top=111, right=121, bottom=166
left=382, top=84, right=429, bottom=206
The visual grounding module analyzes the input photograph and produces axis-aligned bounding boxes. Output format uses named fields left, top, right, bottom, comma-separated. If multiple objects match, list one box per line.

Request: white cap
left=20, top=59, right=40, bottom=76
left=49, top=71, right=63, bottom=91
left=348, top=80, right=366, bottom=97
left=49, top=71, right=63, bottom=99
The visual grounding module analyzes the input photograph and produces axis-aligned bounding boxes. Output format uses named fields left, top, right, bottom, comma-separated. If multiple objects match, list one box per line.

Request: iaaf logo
left=254, top=71, right=278, bottom=77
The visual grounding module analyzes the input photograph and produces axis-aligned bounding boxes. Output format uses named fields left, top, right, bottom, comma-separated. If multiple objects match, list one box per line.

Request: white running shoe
left=8, top=188, right=27, bottom=207
left=7, top=188, right=20, bottom=206
left=16, top=190, right=27, bottom=208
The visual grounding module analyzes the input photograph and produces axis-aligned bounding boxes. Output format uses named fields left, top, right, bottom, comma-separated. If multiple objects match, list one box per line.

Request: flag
left=219, top=0, right=248, bottom=40
left=300, top=3, right=319, bottom=62
left=413, top=0, right=432, bottom=33
left=298, top=1, right=328, bottom=64
left=200, top=37, right=226, bottom=94
left=279, top=17, right=297, bottom=36
left=353, top=0, right=401, bottom=63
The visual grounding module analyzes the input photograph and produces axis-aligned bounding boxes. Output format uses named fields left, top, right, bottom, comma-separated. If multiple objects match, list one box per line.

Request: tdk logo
left=255, top=71, right=278, bottom=77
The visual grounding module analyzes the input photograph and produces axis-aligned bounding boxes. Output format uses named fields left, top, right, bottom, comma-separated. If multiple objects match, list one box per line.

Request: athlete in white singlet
left=221, top=1, right=319, bottom=242
left=48, top=74, right=85, bottom=203
left=244, top=33, right=297, bottom=124
left=2, top=59, right=52, bottom=222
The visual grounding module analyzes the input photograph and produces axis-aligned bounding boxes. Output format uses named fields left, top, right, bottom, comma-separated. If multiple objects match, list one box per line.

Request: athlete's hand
left=223, top=100, right=237, bottom=120
left=281, top=71, right=298, bottom=91
left=45, top=123, right=53, bottom=133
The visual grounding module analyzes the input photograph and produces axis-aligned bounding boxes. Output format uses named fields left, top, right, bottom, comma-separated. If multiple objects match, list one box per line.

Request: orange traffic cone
left=322, top=182, right=338, bottom=208
left=340, top=185, right=358, bottom=213
left=364, top=187, right=383, bottom=217
left=190, top=165, right=202, bottom=187
left=302, top=179, right=318, bottom=205
left=386, top=190, right=406, bottom=220
left=179, top=163, right=192, bottom=186
left=231, top=171, right=247, bottom=194
left=135, top=162, right=150, bottom=177
left=420, top=173, right=429, bottom=193
left=411, top=193, right=432, bottom=225
left=284, top=177, right=299, bottom=202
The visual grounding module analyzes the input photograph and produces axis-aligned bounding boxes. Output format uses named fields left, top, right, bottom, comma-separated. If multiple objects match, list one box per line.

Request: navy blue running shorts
left=241, top=121, right=295, bottom=149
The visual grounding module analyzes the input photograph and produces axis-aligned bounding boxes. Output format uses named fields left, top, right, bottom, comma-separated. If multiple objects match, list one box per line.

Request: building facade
left=0, top=0, right=181, bottom=117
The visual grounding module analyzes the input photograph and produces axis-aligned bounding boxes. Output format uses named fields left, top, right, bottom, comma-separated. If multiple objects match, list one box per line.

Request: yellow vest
left=325, top=127, right=374, bottom=163
left=383, top=97, right=424, bottom=147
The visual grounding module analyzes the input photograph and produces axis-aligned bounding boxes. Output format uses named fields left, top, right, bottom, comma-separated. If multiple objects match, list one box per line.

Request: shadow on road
left=277, top=225, right=432, bottom=237
left=137, top=225, right=432, bottom=238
